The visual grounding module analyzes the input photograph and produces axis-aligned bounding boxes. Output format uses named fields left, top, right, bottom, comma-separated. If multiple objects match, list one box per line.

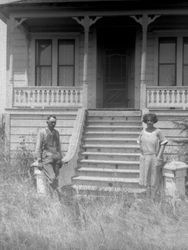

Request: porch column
left=6, top=17, right=15, bottom=109
left=131, top=14, right=159, bottom=111
left=73, top=16, right=100, bottom=108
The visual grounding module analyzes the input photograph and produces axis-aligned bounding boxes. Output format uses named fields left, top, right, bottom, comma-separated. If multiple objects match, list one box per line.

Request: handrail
left=59, top=108, right=86, bottom=187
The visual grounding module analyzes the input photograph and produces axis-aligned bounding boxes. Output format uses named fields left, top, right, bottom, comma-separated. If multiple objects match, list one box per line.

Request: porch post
left=131, top=14, right=159, bottom=112
left=73, top=16, right=101, bottom=109
left=6, top=17, right=15, bottom=109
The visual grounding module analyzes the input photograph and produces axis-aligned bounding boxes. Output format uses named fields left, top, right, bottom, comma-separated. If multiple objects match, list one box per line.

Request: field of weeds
left=0, top=154, right=188, bottom=250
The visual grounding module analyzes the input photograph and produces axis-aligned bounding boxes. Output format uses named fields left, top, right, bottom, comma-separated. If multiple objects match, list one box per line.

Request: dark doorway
left=97, top=27, right=135, bottom=108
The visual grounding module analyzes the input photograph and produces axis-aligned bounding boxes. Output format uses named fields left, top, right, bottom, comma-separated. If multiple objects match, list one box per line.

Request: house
left=0, top=0, right=188, bottom=194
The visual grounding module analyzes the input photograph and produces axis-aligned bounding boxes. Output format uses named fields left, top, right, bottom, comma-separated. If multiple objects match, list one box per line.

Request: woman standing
left=137, top=113, right=168, bottom=199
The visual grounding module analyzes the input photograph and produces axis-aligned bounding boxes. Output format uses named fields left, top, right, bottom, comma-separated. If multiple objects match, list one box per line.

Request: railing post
left=6, top=17, right=15, bottom=109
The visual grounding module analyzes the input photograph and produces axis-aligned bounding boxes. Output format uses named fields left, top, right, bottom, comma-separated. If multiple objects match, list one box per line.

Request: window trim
left=158, top=37, right=177, bottom=86
left=57, top=39, right=75, bottom=86
left=35, top=39, right=53, bottom=86
left=29, top=33, right=79, bottom=87
left=154, top=32, right=188, bottom=86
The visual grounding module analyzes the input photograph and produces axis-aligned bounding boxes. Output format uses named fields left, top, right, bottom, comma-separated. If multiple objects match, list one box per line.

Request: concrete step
left=86, top=125, right=142, bottom=132
left=83, top=137, right=138, bottom=145
left=84, top=131, right=140, bottom=138
left=82, top=144, right=140, bottom=153
left=78, top=159, right=140, bottom=170
left=81, top=152, right=140, bottom=161
left=72, top=184, right=146, bottom=196
left=72, top=176, right=140, bottom=188
left=76, top=167, right=140, bottom=178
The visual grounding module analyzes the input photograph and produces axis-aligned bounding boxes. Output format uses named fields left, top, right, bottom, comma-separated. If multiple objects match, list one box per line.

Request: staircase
left=72, top=109, right=145, bottom=196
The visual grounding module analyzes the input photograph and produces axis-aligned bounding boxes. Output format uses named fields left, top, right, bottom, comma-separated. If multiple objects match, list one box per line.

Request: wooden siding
left=12, top=25, right=28, bottom=87
left=0, top=20, right=6, bottom=112
left=6, top=109, right=78, bottom=158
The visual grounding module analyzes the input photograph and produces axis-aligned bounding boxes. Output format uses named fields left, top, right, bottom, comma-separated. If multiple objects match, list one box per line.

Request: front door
left=98, top=29, right=135, bottom=108
left=104, top=49, right=129, bottom=108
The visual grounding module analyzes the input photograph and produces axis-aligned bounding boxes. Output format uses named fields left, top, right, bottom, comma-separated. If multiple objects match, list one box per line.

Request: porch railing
left=146, top=86, right=188, bottom=109
left=13, top=86, right=83, bottom=108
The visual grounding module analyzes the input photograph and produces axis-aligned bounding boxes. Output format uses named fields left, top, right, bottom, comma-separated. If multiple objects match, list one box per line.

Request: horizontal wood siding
left=0, top=20, right=6, bottom=112
left=8, top=110, right=78, bottom=157
left=12, top=26, right=28, bottom=87
left=145, top=34, right=155, bottom=86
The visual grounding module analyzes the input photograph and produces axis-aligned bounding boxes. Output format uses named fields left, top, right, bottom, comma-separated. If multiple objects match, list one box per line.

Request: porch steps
left=72, top=109, right=145, bottom=196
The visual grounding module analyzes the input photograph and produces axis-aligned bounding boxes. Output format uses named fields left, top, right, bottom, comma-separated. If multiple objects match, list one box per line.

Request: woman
left=137, top=113, right=168, bottom=199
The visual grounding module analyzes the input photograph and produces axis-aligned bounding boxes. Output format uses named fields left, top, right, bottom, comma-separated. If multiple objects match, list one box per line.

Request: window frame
left=155, top=31, right=188, bottom=87
left=57, top=39, right=75, bottom=86
left=158, top=37, right=177, bottom=86
left=35, top=39, right=53, bottom=86
left=30, top=33, right=79, bottom=87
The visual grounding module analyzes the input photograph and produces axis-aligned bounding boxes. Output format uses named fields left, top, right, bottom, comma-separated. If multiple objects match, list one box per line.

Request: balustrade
left=146, top=86, right=188, bottom=109
left=13, top=86, right=83, bottom=108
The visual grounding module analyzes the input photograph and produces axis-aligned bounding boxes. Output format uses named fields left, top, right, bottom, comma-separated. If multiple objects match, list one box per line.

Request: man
left=34, top=115, right=62, bottom=189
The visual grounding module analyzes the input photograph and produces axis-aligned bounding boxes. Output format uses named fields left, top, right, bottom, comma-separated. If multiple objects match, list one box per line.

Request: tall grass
left=0, top=138, right=188, bottom=249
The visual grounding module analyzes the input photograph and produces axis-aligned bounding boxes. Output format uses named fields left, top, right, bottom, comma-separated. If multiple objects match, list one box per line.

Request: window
left=183, top=38, right=188, bottom=86
left=158, top=38, right=177, bottom=86
left=58, top=40, right=75, bottom=86
left=35, top=38, right=75, bottom=86
left=35, top=40, right=52, bottom=86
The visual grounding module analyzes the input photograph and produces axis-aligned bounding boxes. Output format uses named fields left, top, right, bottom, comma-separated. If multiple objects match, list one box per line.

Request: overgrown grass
left=1, top=154, right=188, bottom=250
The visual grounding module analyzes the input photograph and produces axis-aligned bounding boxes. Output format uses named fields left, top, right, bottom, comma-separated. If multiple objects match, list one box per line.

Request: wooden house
left=1, top=0, right=188, bottom=194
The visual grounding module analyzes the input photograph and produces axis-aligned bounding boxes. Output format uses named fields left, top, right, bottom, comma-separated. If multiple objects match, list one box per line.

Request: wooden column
left=73, top=16, right=100, bottom=108
left=6, top=17, right=15, bottom=109
left=131, top=14, right=159, bottom=111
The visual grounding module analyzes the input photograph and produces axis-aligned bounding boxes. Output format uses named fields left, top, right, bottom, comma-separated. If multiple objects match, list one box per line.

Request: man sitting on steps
left=33, top=115, right=63, bottom=190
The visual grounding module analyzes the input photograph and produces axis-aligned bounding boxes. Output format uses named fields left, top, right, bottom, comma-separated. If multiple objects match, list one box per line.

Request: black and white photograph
left=0, top=0, right=188, bottom=249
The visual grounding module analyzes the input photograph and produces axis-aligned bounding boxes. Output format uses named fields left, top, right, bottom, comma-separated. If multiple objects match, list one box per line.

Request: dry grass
left=0, top=142, right=188, bottom=250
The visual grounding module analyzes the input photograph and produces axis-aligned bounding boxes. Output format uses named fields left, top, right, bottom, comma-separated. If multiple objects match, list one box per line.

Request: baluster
left=15, top=89, right=19, bottom=104
left=169, top=89, right=172, bottom=104
left=185, top=90, right=188, bottom=104
left=164, top=89, right=167, bottom=104
left=153, top=90, right=157, bottom=104
left=72, top=89, right=76, bottom=103
left=179, top=89, right=183, bottom=104
left=30, top=90, right=33, bottom=105
left=25, top=91, right=28, bottom=104
left=52, top=89, right=56, bottom=104
left=34, top=90, right=38, bottom=105
left=68, top=90, right=71, bottom=103
left=39, top=89, right=42, bottom=103
left=159, top=89, right=162, bottom=103
left=58, top=90, right=61, bottom=103
left=147, top=89, right=151, bottom=105
left=44, top=89, right=47, bottom=103
left=174, top=90, right=177, bottom=103
left=63, top=90, right=66, bottom=103
left=48, top=90, right=52, bottom=106
left=77, top=89, right=81, bottom=104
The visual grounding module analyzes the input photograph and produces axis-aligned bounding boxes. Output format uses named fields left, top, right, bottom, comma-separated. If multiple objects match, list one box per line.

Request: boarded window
left=58, top=40, right=75, bottom=86
left=35, top=40, right=52, bottom=86
left=158, top=38, right=176, bottom=86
